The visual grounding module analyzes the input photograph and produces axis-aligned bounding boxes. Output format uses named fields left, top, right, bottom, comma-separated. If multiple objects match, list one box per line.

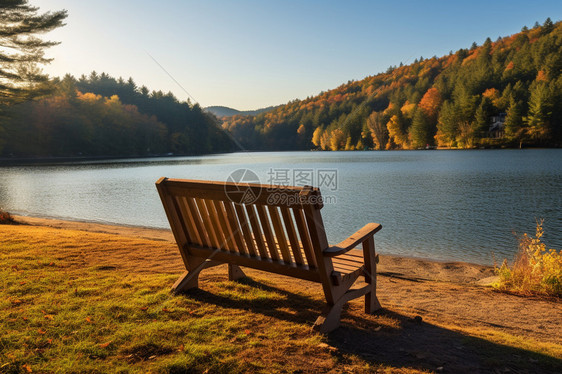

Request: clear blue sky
left=38, top=0, right=562, bottom=110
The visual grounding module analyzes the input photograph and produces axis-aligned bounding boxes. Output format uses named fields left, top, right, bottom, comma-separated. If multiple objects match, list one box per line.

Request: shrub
left=494, top=220, right=562, bottom=297
left=0, top=209, right=15, bottom=224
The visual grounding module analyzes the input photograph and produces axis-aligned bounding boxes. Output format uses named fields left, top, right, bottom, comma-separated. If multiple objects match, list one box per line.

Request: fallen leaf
left=99, top=341, right=112, bottom=348
left=22, top=364, right=32, bottom=373
left=37, top=329, right=46, bottom=335
left=140, top=307, right=148, bottom=311
left=162, top=307, right=171, bottom=312
left=85, top=316, right=92, bottom=323
left=47, top=338, right=53, bottom=344
left=178, top=344, right=185, bottom=352
left=244, top=329, right=251, bottom=335
left=44, top=315, right=54, bottom=320
left=229, top=337, right=237, bottom=343
left=20, top=281, right=27, bottom=285
left=11, top=299, right=23, bottom=305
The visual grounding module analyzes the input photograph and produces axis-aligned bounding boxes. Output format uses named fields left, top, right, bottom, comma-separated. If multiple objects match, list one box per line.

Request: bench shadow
left=179, top=275, right=562, bottom=374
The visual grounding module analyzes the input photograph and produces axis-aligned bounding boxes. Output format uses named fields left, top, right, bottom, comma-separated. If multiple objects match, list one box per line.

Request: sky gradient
left=38, top=0, right=562, bottom=110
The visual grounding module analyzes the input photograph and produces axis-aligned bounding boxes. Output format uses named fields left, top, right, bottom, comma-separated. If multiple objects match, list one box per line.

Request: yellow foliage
left=400, top=102, right=416, bottom=119
left=495, top=220, right=562, bottom=296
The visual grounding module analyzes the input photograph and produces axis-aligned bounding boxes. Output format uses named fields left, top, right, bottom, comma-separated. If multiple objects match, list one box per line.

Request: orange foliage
left=505, top=61, right=514, bottom=71
left=483, top=88, right=499, bottom=99
left=418, top=87, right=441, bottom=119
left=536, top=70, right=548, bottom=82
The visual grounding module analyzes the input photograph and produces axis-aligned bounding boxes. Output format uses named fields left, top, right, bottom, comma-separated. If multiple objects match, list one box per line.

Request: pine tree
left=0, top=0, right=67, bottom=105
left=504, top=97, right=525, bottom=147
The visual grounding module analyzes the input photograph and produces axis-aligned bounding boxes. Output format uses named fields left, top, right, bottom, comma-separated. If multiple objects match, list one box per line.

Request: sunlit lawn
left=1, top=224, right=561, bottom=373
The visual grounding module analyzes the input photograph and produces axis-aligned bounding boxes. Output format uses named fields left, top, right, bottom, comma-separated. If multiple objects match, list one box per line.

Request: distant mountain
left=222, top=18, right=562, bottom=150
left=205, top=105, right=281, bottom=118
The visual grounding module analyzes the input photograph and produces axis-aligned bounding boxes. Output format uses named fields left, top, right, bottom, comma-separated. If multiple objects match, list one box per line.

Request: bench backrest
left=156, top=177, right=331, bottom=276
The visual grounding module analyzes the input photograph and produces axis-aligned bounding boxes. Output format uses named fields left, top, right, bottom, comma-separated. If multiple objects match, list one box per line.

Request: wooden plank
left=301, top=187, right=336, bottom=304
left=223, top=200, right=248, bottom=255
left=187, top=245, right=321, bottom=283
left=163, top=180, right=316, bottom=208
left=234, top=203, right=258, bottom=257
left=194, top=198, right=220, bottom=249
left=203, top=199, right=227, bottom=250
left=210, top=200, right=235, bottom=252
left=176, top=196, right=202, bottom=246
left=267, top=205, right=292, bottom=263
left=292, top=208, right=317, bottom=267
left=245, top=204, right=269, bottom=259
left=155, top=179, right=190, bottom=268
left=185, top=197, right=211, bottom=247
left=256, top=204, right=281, bottom=261
left=280, top=207, right=305, bottom=266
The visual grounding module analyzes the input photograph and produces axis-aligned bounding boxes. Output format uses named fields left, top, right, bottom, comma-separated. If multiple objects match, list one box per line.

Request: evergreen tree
left=504, top=97, right=525, bottom=147
left=0, top=0, right=67, bottom=105
left=525, top=82, right=552, bottom=142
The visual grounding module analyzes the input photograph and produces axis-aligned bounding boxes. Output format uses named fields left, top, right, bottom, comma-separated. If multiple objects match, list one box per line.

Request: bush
left=494, top=220, right=562, bottom=297
left=0, top=209, right=15, bottom=224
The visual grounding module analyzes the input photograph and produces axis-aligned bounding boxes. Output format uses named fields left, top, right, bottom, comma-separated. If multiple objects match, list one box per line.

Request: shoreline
left=12, top=214, right=496, bottom=285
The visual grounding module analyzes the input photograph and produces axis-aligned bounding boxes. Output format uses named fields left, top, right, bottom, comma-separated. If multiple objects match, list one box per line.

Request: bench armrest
left=323, top=223, right=382, bottom=257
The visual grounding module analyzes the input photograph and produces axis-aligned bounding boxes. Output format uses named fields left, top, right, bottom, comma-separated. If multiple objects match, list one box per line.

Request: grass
left=494, top=220, right=562, bottom=297
left=1, top=223, right=561, bottom=373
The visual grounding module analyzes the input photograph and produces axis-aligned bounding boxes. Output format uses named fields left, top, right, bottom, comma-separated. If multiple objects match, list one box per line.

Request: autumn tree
left=366, top=111, right=387, bottom=150
left=418, top=87, right=441, bottom=122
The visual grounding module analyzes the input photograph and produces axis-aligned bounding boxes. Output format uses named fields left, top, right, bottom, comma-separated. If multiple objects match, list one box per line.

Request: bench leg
left=171, top=270, right=200, bottom=294
left=313, top=302, right=344, bottom=333
left=363, top=236, right=381, bottom=314
left=171, top=257, right=208, bottom=294
left=228, top=264, right=247, bottom=281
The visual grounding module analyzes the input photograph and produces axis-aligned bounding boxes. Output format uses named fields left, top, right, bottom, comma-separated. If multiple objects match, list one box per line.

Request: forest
left=2, top=15, right=561, bottom=158
left=0, top=74, right=235, bottom=158
left=222, top=19, right=562, bottom=150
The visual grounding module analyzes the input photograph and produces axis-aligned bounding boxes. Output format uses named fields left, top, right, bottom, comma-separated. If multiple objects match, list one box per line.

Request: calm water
left=1, top=150, right=561, bottom=265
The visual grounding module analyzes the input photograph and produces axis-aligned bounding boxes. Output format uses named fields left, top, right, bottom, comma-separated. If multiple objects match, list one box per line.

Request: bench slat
left=256, top=204, right=281, bottom=261
left=292, top=208, right=317, bottom=268
left=245, top=204, right=269, bottom=259
left=195, top=198, right=220, bottom=249
left=186, top=197, right=211, bottom=247
left=176, top=196, right=202, bottom=246
left=267, top=205, right=292, bottom=264
left=187, top=244, right=321, bottom=283
left=233, top=203, right=258, bottom=257
left=202, top=199, right=227, bottom=250
left=210, top=200, right=236, bottom=252
left=280, top=207, right=305, bottom=266
left=223, top=200, right=248, bottom=256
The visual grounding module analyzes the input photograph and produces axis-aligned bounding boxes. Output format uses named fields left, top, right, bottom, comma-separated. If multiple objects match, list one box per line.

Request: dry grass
left=494, top=220, right=562, bottom=297
left=1, top=223, right=561, bottom=373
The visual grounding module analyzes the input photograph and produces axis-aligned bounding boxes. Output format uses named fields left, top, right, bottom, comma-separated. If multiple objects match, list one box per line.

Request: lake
left=1, top=149, right=560, bottom=265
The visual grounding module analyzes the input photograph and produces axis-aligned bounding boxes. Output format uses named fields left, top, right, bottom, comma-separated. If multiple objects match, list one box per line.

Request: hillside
left=205, top=105, right=281, bottom=118
left=222, top=19, right=562, bottom=150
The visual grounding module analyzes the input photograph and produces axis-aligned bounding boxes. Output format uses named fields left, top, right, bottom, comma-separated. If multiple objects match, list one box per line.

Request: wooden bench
left=156, top=177, right=382, bottom=332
